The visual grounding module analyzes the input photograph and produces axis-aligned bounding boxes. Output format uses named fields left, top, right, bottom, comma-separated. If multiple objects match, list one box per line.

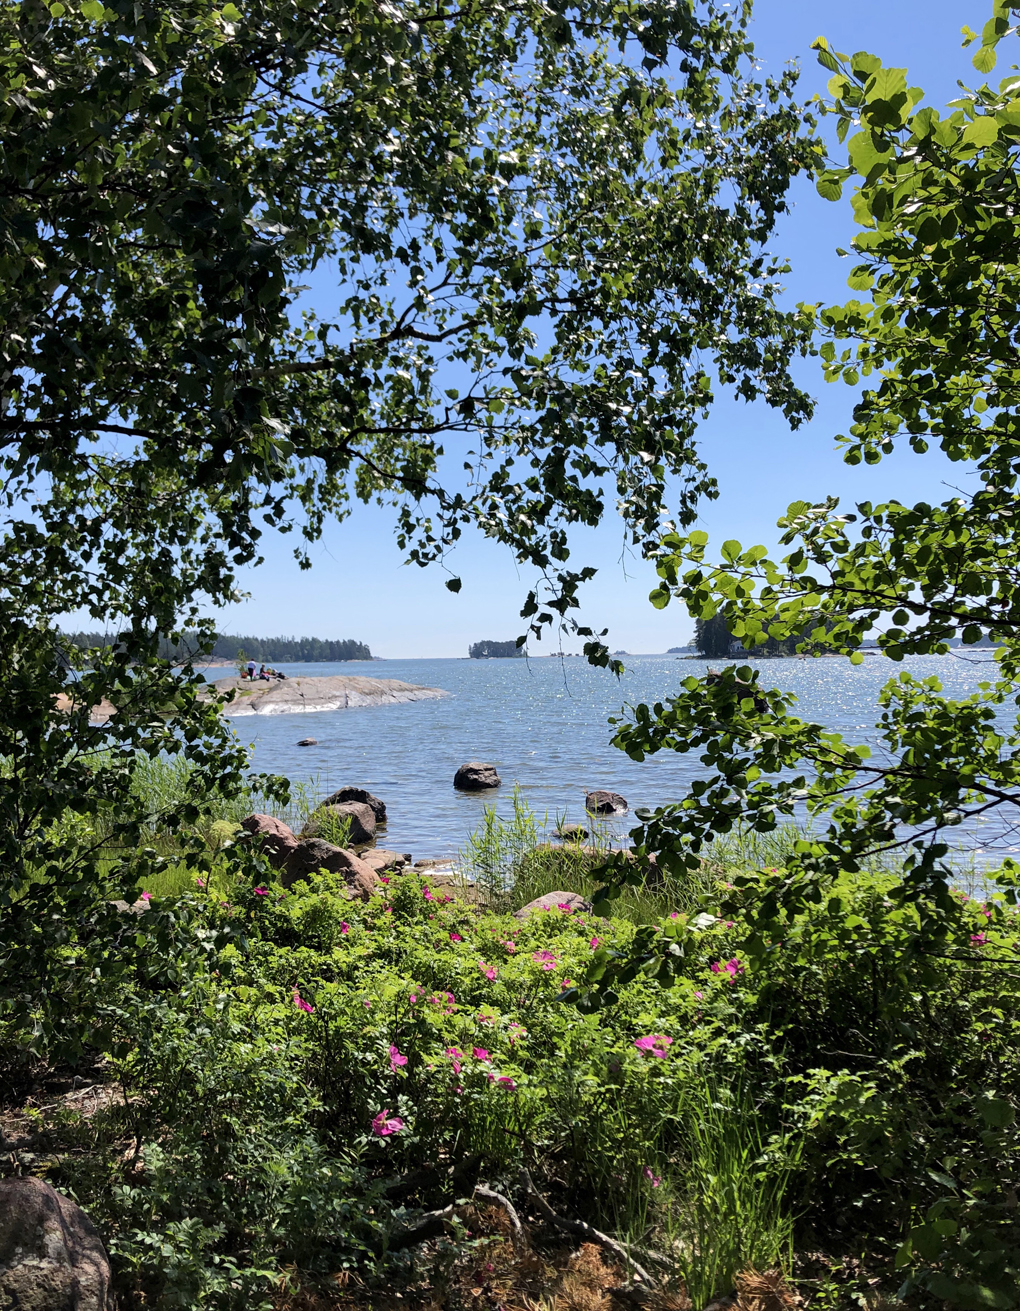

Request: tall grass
left=666, top=1074, right=800, bottom=1304
left=459, top=785, right=543, bottom=906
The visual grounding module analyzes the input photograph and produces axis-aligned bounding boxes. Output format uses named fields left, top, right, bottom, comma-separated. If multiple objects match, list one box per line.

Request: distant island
left=468, top=639, right=526, bottom=659
left=63, top=631, right=373, bottom=663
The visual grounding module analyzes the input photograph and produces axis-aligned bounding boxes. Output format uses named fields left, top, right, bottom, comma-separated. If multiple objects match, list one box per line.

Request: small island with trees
left=468, top=639, right=526, bottom=658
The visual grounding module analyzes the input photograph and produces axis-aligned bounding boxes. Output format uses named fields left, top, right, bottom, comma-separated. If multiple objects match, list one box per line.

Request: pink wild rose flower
left=292, top=989, right=314, bottom=1014
left=371, top=1109, right=404, bottom=1137
left=472, top=1047, right=491, bottom=1062
left=389, top=1044, right=408, bottom=1072
left=634, top=1034, right=672, bottom=1058
left=479, top=961, right=498, bottom=981
left=643, top=1166, right=661, bottom=1187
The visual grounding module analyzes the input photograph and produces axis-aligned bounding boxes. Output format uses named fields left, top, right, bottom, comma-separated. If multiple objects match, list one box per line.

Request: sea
left=212, top=651, right=1018, bottom=867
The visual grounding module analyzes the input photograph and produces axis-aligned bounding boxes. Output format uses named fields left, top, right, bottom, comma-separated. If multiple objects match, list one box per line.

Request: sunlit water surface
left=214, top=653, right=1014, bottom=863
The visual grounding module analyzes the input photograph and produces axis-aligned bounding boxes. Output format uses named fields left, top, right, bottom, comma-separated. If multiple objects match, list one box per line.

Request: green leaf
left=80, top=0, right=106, bottom=18
left=977, top=1094, right=1014, bottom=1127
left=865, top=67, right=908, bottom=103
left=850, top=51, right=882, bottom=80
left=816, top=173, right=844, bottom=201
left=962, top=116, right=999, bottom=147
left=848, top=131, right=893, bottom=178
left=445, top=577, right=462, bottom=593
left=846, top=265, right=875, bottom=291
left=721, top=540, right=741, bottom=563
left=973, top=44, right=998, bottom=74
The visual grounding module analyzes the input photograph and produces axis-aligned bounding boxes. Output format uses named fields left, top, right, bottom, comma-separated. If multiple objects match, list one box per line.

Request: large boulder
left=454, top=761, right=501, bottom=791
left=322, top=787, right=387, bottom=824
left=301, top=801, right=376, bottom=845
left=585, top=789, right=628, bottom=815
left=240, top=814, right=299, bottom=869
left=0, top=1176, right=112, bottom=1310
left=284, top=838, right=379, bottom=899
left=514, top=891, right=588, bottom=919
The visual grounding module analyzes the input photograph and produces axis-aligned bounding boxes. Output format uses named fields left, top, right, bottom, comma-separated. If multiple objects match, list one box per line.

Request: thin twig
left=518, top=1168, right=659, bottom=1287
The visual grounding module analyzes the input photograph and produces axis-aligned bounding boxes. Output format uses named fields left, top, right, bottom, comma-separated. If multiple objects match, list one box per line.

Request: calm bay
left=221, top=652, right=1012, bottom=863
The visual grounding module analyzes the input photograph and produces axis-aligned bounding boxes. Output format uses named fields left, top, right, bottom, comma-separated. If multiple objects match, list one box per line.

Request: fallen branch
left=385, top=1203, right=456, bottom=1252
left=518, top=1168, right=659, bottom=1288
left=474, top=1182, right=527, bottom=1253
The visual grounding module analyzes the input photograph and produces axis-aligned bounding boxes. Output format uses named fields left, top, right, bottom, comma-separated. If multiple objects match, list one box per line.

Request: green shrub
left=6, top=825, right=1019, bottom=1309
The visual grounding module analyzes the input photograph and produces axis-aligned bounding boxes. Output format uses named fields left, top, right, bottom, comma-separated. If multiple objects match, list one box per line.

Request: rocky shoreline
left=211, top=673, right=447, bottom=716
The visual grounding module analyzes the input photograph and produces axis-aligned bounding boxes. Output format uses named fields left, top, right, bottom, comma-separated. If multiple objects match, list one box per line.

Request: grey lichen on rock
left=0, top=1176, right=112, bottom=1310
left=210, top=674, right=447, bottom=717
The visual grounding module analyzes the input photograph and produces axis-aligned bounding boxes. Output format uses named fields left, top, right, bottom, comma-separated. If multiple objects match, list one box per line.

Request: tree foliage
left=585, top=9, right=1020, bottom=1299
left=626, top=5, right=1020, bottom=889
left=64, top=631, right=372, bottom=662
left=0, top=0, right=817, bottom=1038
left=468, top=639, right=525, bottom=658
left=694, top=613, right=732, bottom=658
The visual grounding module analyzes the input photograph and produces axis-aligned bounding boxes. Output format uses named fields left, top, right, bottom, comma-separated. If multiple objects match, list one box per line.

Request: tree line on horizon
left=62, top=631, right=372, bottom=664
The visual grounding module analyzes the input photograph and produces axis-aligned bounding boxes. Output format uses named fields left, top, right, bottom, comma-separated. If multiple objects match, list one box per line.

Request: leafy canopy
left=0, top=0, right=816, bottom=1034
left=604, top=3, right=1020, bottom=915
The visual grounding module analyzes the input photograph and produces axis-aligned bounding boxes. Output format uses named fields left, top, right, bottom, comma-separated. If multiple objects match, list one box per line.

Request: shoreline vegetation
left=3, top=763, right=1011, bottom=1311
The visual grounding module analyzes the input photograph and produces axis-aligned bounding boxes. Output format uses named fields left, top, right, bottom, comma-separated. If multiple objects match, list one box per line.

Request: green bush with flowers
left=3, top=841, right=1019, bottom=1310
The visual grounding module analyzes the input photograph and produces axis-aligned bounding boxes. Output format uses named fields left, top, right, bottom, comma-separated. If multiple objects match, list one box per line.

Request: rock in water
left=296, top=737, right=317, bottom=746
left=555, top=822, right=589, bottom=841
left=514, top=891, right=588, bottom=918
left=454, top=761, right=501, bottom=791
left=585, top=789, right=628, bottom=815
left=284, top=839, right=379, bottom=898
left=301, top=801, right=376, bottom=845
left=240, top=814, right=300, bottom=868
left=322, top=787, right=387, bottom=823
left=0, top=1177, right=112, bottom=1310
left=359, top=849, right=412, bottom=875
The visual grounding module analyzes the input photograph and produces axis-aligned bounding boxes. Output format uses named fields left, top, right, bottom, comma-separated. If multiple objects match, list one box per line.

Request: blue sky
left=217, top=0, right=985, bottom=659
